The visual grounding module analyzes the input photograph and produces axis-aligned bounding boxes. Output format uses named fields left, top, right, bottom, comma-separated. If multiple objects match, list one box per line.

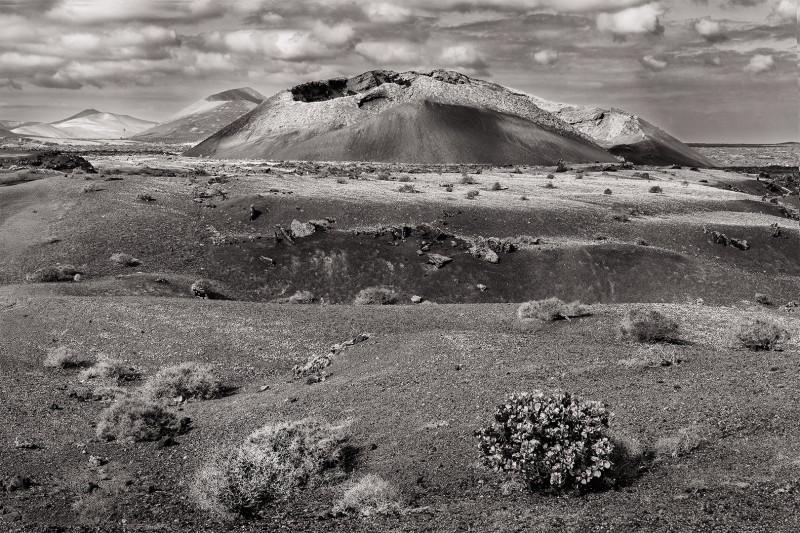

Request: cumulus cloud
left=355, top=41, right=426, bottom=64
left=597, top=2, right=665, bottom=36
left=770, top=0, right=796, bottom=22
left=533, top=49, right=560, bottom=65
left=439, top=44, right=490, bottom=74
left=743, top=53, right=775, bottom=74
left=364, top=2, right=415, bottom=23
left=694, top=18, right=727, bottom=42
left=641, top=54, right=667, bottom=70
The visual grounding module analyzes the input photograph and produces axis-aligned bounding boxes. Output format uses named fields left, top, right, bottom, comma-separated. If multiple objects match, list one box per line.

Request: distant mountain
left=134, top=87, right=266, bottom=144
left=53, top=111, right=156, bottom=139
left=185, top=70, right=616, bottom=164
left=11, top=122, right=72, bottom=139
left=10, top=110, right=156, bottom=139
left=527, top=97, right=715, bottom=167
left=51, top=109, right=102, bottom=125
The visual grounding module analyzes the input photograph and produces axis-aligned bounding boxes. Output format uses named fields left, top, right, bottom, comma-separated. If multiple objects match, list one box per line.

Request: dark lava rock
left=13, top=151, right=96, bottom=173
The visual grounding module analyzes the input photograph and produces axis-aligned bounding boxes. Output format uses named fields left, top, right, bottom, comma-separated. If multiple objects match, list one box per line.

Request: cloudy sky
left=0, top=0, right=796, bottom=142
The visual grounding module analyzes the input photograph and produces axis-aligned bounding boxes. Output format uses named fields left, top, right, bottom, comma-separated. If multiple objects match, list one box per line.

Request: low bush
left=190, top=279, right=214, bottom=298
left=460, top=173, right=478, bottom=185
left=397, top=184, right=417, bottom=193
left=333, top=474, right=401, bottom=517
left=79, top=356, right=140, bottom=383
left=376, top=171, right=391, bottom=181
left=465, top=190, right=479, bottom=199
left=477, top=391, right=631, bottom=492
left=398, top=176, right=411, bottom=183
left=354, top=287, right=399, bottom=305
left=288, top=290, right=315, bottom=304
left=96, top=398, right=181, bottom=442
left=654, top=425, right=711, bottom=458
left=110, top=252, right=140, bottom=266
left=490, top=181, right=502, bottom=191
left=143, top=362, right=224, bottom=401
left=754, top=293, right=773, bottom=306
left=192, top=419, right=349, bottom=517
left=543, top=182, right=556, bottom=189
left=517, top=298, right=590, bottom=321
left=620, top=309, right=680, bottom=343
left=43, top=346, right=93, bottom=369
left=735, top=316, right=790, bottom=351
left=26, top=264, right=80, bottom=283
left=604, top=188, right=612, bottom=195
left=649, top=185, right=663, bottom=193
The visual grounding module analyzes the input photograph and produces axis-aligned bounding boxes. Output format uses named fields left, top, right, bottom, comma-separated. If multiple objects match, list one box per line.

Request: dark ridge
left=609, top=140, right=715, bottom=168
left=291, top=70, right=411, bottom=103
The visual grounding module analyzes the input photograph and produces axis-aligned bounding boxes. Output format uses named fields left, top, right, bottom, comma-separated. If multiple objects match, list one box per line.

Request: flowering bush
left=476, top=391, right=616, bottom=492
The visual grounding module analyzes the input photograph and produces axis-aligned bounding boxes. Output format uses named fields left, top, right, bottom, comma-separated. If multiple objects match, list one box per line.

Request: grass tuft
left=620, top=309, right=680, bottom=343
left=43, top=346, right=93, bottom=369
left=517, top=298, right=591, bottom=321
left=96, top=398, right=181, bottom=442
left=143, top=362, right=224, bottom=401
left=192, top=419, right=350, bottom=517
left=354, top=287, right=399, bottom=305
left=333, top=474, right=401, bottom=517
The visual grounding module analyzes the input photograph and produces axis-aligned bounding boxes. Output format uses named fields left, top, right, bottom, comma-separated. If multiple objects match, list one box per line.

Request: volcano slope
left=528, top=100, right=716, bottom=168
left=1, top=155, right=799, bottom=532
left=186, top=70, right=616, bottom=165
left=134, top=87, right=265, bottom=144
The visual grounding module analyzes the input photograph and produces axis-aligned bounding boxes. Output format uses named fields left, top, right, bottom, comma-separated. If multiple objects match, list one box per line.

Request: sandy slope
left=135, top=87, right=265, bottom=144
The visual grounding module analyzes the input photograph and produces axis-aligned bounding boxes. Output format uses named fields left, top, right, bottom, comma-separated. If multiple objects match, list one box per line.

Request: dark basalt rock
left=12, top=151, right=96, bottom=173
left=291, top=70, right=412, bottom=103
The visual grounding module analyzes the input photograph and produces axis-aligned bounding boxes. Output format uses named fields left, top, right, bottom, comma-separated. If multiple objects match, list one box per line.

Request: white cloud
left=364, top=2, right=414, bottom=23
left=641, top=54, right=667, bottom=70
left=355, top=41, right=425, bottom=64
left=597, top=2, right=665, bottom=36
left=694, top=18, right=727, bottom=42
left=771, top=0, right=796, bottom=22
left=533, top=49, right=560, bottom=65
left=439, top=44, right=490, bottom=73
left=743, top=53, right=775, bottom=74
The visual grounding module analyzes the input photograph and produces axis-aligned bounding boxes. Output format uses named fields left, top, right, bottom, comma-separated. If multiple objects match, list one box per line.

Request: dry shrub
left=604, top=188, right=612, bottom=195
left=110, top=252, right=140, bottom=266
left=333, top=474, right=401, bottom=516
left=79, top=356, right=140, bottom=383
left=354, top=287, right=398, bottom=306
left=26, top=264, right=80, bottom=283
left=543, top=182, right=556, bottom=189
left=654, top=425, right=712, bottom=458
left=288, top=290, right=315, bottom=304
left=649, top=185, right=663, bottom=193
left=490, top=181, right=502, bottom=191
left=754, top=293, right=773, bottom=306
left=620, top=309, right=680, bottom=343
left=735, top=316, right=790, bottom=351
left=143, top=362, right=223, bottom=401
left=460, top=173, right=478, bottom=185
left=43, top=346, right=93, bottom=369
left=397, top=184, right=417, bottom=193
left=517, top=298, right=590, bottom=321
left=96, top=398, right=181, bottom=442
left=192, top=419, right=349, bottom=517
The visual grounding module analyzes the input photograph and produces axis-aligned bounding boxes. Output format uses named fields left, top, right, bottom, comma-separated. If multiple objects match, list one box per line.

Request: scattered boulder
left=427, top=253, right=453, bottom=269
left=291, top=219, right=316, bottom=238
left=411, top=295, right=423, bottom=304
